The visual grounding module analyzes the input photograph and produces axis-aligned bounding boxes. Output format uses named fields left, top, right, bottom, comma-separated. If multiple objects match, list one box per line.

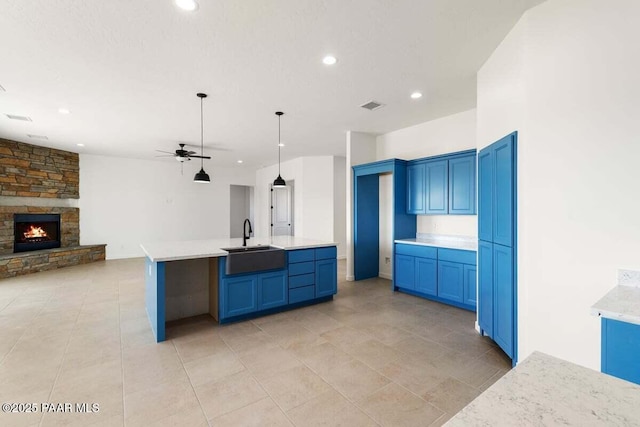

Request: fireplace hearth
left=14, top=213, right=61, bottom=253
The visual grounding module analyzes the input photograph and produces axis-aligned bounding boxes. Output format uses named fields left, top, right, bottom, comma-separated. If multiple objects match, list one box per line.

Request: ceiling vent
left=27, top=134, right=48, bottom=140
left=6, top=114, right=32, bottom=121
left=360, top=100, right=384, bottom=111
left=0, top=84, right=5, bottom=92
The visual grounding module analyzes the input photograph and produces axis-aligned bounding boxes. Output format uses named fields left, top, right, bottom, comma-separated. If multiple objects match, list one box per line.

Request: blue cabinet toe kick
left=219, top=295, right=333, bottom=325
left=394, top=286, right=476, bottom=312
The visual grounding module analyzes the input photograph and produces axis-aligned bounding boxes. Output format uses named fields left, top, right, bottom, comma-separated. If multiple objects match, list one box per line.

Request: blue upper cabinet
left=449, top=155, right=476, bottom=215
left=425, top=160, right=448, bottom=214
left=405, top=150, right=476, bottom=216
left=406, top=162, right=426, bottom=214
left=478, top=149, right=493, bottom=242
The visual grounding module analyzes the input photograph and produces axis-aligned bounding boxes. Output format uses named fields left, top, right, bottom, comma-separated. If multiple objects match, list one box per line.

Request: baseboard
left=346, top=275, right=355, bottom=281
left=378, top=272, right=392, bottom=280
left=475, top=321, right=481, bottom=334
left=337, top=255, right=347, bottom=260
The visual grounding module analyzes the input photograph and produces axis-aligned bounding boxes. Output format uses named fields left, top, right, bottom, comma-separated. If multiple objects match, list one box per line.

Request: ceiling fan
left=155, top=143, right=211, bottom=162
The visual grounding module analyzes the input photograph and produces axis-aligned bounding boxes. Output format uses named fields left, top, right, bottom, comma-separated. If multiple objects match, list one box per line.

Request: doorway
left=271, top=182, right=294, bottom=236
left=230, top=185, right=254, bottom=238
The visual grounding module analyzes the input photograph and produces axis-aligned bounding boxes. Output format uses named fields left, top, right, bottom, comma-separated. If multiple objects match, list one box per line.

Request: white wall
left=477, top=0, right=640, bottom=369
left=346, top=131, right=377, bottom=281
left=254, top=155, right=347, bottom=257
left=333, top=156, right=347, bottom=259
left=79, top=154, right=254, bottom=259
left=229, top=185, right=253, bottom=238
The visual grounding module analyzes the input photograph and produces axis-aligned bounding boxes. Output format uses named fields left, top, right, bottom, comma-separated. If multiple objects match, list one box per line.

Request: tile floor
left=0, top=258, right=510, bottom=426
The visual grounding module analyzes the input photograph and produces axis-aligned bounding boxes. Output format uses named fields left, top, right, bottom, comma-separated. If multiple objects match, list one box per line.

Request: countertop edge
left=590, top=307, right=640, bottom=326
left=394, top=239, right=478, bottom=252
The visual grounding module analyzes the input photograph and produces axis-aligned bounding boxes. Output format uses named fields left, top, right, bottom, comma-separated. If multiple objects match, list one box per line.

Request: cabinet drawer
left=289, top=273, right=314, bottom=289
left=438, top=248, right=476, bottom=265
left=395, top=243, right=437, bottom=259
left=315, top=246, right=337, bottom=260
left=288, top=249, right=315, bottom=263
left=289, top=285, right=315, bottom=304
left=289, top=261, right=314, bottom=276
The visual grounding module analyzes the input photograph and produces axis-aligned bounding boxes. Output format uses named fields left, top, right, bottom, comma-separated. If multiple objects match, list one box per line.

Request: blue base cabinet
left=602, top=318, right=640, bottom=385
left=394, top=243, right=475, bottom=311
left=219, top=246, right=338, bottom=324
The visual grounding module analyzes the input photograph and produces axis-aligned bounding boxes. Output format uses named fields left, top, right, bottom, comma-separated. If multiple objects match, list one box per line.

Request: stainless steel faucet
left=242, top=218, right=252, bottom=247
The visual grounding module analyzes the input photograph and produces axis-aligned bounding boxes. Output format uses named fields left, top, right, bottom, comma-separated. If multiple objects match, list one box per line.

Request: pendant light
left=273, top=111, right=286, bottom=188
left=193, top=92, right=211, bottom=183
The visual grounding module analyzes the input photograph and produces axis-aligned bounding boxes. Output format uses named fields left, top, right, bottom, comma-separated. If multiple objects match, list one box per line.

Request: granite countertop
left=394, top=233, right=478, bottom=251
left=591, top=270, right=640, bottom=326
left=141, top=236, right=336, bottom=262
left=445, top=351, right=640, bottom=426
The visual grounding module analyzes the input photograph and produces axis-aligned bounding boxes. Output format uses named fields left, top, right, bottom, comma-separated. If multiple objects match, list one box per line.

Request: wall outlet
left=385, top=257, right=390, bottom=264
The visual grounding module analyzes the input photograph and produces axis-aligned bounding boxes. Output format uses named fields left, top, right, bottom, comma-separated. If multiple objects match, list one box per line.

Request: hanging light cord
left=278, top=114, right=281, bottom=176
left=200, top=96, right=204, bottom=169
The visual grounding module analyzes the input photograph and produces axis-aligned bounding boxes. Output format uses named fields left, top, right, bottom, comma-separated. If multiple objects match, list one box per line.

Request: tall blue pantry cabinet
left=478, top=132, right=517, bottom=362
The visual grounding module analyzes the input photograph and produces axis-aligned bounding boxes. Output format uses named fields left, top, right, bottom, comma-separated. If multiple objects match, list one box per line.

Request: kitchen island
left=141, top=236, right=337, bottom=342
left=445, top=351, right=640, bottom=426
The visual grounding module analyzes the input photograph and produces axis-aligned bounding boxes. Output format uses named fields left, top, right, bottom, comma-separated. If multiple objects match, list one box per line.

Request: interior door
left=271, top=185, right=292, bottom=236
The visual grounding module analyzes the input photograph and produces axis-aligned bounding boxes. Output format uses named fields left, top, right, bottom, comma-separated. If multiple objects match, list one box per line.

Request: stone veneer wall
left=0, top=138, right=79, bottom=198
left=0, top=245, right=105, bottom=279
left=0, top=206, right=79, bottom=255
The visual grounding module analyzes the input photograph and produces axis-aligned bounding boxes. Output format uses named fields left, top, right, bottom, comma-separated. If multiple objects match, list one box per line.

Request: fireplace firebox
left=14, top=213, right=61, bottom=253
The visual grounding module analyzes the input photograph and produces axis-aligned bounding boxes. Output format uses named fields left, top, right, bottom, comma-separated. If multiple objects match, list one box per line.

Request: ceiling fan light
left=273, top=175, right=286, bottom=188
left=194, top=168, right=210, bottom=183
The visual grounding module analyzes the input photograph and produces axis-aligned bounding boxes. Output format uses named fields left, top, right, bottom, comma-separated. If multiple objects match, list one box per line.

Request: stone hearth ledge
left=0, top=244, right=106, bottom=279
left=141, top=236, right=337, bottom=262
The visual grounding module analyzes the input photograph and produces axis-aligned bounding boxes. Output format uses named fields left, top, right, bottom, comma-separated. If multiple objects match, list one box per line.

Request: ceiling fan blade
left=155, top=154, right=176, bottom=157
left=156, top=150, right=175, bottom=154
left=186, top=151, right=197, bottom=155
left=190, top=155, right=212, bottom=159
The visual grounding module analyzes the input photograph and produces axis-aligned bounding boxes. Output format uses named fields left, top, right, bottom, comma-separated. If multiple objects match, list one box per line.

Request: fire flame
left=23, top=225, right=48, bottom=239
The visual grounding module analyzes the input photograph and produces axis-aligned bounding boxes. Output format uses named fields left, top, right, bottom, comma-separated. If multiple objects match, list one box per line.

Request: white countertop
left=394, top=233, right=478, bottom=251
left=591, top=284, right=640, bottom=326
left=445, top=351, right=640, bottom=426
left=141, top=236, right=336, bottom=262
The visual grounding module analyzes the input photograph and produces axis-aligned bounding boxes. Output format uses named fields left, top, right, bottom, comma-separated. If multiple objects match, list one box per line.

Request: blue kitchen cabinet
left=601, top=318, right=640, bottom=385
left=395, top=254, right=416, bottom=290
left=478, top=240, right=493, bottom=338
left=438, top=260, right=464, bottom=303
left=221, top=275, right=258, bottom=319
left=463, top=264, right=477, bottom=307
left=415, top=257, right=437, bottom=296
left=315, top=258, right=337, bottom=298
left=478, top=132, right=517, bottom=363
left=407, top=162, right=426, bottom=214
left=449, top=155, right=476, bottom=215
left=257, top=270, right=287, bottom=310
left=425, top=160, right=448, bottom=214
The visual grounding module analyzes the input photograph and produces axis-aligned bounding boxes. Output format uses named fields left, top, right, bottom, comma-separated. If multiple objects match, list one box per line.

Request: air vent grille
left=360, top=100, right=384, bottom=111
left=6, top=114, right=32, bottom=121
left=0, top=84, right=5, bottom=92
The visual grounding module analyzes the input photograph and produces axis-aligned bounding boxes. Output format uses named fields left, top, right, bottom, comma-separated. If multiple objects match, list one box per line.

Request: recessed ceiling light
left=278, top=143, right=285, bottom=147
left=27, top=134, right=48, bottom=140
left=410, top=92, right=423, bottom=99
left=237, top=160, right=243, bottom=164
left=322, top=55, right=337, bottom=65
left=5, top=114, right=32, bottom=121
left=58, top=108, right=70, bottom=115
left=175, top=0, right=199, bottom=11
left=76, top=143, right=85, bottom=147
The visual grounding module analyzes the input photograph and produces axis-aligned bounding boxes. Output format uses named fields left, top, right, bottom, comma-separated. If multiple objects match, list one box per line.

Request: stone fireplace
left=13, top=213, right=61, bottom=253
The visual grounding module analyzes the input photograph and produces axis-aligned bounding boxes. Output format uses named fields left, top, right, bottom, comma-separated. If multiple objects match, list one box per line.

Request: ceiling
left=0, top=0, right=543, bottom=169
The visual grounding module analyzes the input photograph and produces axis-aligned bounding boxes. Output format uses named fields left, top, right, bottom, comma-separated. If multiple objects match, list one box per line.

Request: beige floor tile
left=173, top=332, right=229, bottom=363
left=343, top=339, right=403, bottom=370
left=287, top=390, right=378, bottom=427
left=393, top=335, right=449, bottom=361
left=122, top=342, right=187, bottom=395
left=210, top=397, right=293, bottom=427
left=320, top=326, right=373, bottom=351
left=292, top=341, right=354, bottom=376
left=125, top=375, right=202, bottom=427
left=378, top=356, right=450, bottom=396
left=259, top=365, right=332, bottom=411
left=320, top=358, right=390, bottom=402
left=183, top=348, right=246, bottom=386
left=0, top=391, right=48, bottom=427
left=421, top=377, right=481, bottom=414
left=240, top=346, right=303, bottom=382
left=357, top=383, right=444, bottom=427
left=222, top=330, right=279, bottom=356
left=194, top=370, right=267, bottom=420
left=290, top=309, right=343, bottom=334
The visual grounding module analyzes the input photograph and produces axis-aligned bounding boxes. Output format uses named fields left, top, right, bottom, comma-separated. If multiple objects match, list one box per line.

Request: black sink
left=222, top=245, right=286, bottom=275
